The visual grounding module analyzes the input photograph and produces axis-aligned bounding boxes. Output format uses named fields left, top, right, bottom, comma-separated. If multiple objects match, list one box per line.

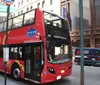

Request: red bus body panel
left=41, top=61, right=72, bottom=84
left=0, top=9, right=45, bottom=45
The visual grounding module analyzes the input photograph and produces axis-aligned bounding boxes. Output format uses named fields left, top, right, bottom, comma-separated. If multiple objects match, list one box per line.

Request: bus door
left=24, top=43, right=44, bottom=82
left=0, top=46, right=3, bottom=71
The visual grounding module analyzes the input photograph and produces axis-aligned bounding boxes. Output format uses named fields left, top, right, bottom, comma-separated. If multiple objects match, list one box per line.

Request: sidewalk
left=0, top=75, right=19, bottom=85
left=0, top=74, right=29, bottom=85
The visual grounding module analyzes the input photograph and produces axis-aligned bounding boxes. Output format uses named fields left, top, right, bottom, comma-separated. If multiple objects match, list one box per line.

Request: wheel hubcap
left=13, top=68, right=20, bottom=78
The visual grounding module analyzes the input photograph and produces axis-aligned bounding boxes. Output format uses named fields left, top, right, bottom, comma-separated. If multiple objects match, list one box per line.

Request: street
left=0, top=64, right=100, bottom=85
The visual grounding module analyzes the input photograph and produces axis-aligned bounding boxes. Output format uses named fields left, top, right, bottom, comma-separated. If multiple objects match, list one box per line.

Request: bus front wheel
left=12, top=65, right=20, bottom=80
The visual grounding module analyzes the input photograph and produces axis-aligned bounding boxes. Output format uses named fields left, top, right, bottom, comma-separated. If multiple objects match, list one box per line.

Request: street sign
left=3, top=47, right=9, bottom=62
left=0, top=5, right=16, bottom=12
left=62, top=7, right=67, bottom=19
left=3, top=0, right=15, bottom=6
left=3, top=1, right=15, bottom=85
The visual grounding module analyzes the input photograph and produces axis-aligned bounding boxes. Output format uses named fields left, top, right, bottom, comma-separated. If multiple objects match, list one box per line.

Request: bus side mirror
left=3, top=47, right=9, bottom=62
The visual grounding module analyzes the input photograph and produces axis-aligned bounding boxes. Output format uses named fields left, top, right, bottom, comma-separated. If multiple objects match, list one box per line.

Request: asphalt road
left=0, top=64, right=100, bottom=85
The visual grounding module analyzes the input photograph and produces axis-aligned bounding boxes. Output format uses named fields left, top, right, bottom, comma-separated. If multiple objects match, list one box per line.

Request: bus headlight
left=47, top=67, right=55, bottom=74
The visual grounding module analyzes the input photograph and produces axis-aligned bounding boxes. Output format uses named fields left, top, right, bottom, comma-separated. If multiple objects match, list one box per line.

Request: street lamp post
left=3, top=1, right=15, bottom=85
left=4, top=5, right=10, bottom=85
left=79, top=0, right=84, bottom=85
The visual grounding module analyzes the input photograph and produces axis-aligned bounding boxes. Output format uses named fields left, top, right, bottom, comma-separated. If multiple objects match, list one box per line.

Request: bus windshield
left=46, top=41, right=71, bottom=64
left=44, top=11, right=72, bottom=64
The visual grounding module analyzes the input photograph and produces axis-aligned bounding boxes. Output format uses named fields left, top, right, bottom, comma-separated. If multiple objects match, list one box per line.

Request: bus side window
left=9, top=47, right=22, bottom=60
left=0, top=47, right=3, bottom=58
left=50, top=21, right=53, bottom=25
left=19, top=47, right=22, bottom=59
left=56, top=23, right=59, bottom=27
left=24, top=18, right=34, bottom=25
left=9, top=47, right=14, bottom=59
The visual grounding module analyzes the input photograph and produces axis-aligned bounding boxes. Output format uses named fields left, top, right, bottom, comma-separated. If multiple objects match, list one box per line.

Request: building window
left=18, top=11, right=20, bottom=15
left=50, top=0, right=52, bottom=5
left=51, top=10, right=53, bottom=12
left=42, top=1, right=45, bottom=8
left=13, top=14, right=15, bottom=17
left=9, top=14, right=12, bottom=18
left=21, top=10, right=23, bottom=14
left=18, top=2, right=20, bottom=7
left=30, top=6, right=33, bottom=10
left=27, top=7, right=29, bottom=11
left=11, top=15, right=12, bottom=18
left=21, top=0, right=23, bottom=5
left=37, top=3, right=40, bottom=8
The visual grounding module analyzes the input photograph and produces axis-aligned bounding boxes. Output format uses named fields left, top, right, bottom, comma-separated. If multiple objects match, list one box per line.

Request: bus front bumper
left=41, top=67, right=72, bottom=84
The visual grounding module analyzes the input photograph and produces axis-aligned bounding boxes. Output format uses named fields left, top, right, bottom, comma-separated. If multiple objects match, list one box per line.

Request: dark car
left=74, top=48, right=100, bottom=66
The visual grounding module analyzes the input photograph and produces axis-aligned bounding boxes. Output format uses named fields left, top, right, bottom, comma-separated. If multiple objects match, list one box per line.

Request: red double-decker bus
left=0, top=8, right=72, bottom=84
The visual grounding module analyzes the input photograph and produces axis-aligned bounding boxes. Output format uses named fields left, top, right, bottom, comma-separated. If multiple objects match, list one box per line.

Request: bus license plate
left=57, top=76, right=61, bottom=80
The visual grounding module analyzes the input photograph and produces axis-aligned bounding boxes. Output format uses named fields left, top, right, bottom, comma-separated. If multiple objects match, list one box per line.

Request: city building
left=0, top=0, right=62, bottom=33
left=70, top=0, right=100, bottom=48
left=0, top=0, right=61, bottom=19
left=11, top=0, right=61, bottom=17
left=68, top=0, right=90, bottom=47
left=61, top=0, right=91, bottom=47
left=0, top=0, right=8, bottom=21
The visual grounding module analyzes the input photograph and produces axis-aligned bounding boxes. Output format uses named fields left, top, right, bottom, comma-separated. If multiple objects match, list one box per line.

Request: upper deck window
left=44, top=11, right=68, bottom=29
left=0, top=9, right=35, bottom=32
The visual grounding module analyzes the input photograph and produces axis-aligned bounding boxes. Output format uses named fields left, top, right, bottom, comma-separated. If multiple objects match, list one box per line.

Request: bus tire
left=12, top=65, right=20, bottom=80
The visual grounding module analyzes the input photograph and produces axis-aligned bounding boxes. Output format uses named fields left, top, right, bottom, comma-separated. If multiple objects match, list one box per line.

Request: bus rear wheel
left=12, top=66, right=20, bottom=80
